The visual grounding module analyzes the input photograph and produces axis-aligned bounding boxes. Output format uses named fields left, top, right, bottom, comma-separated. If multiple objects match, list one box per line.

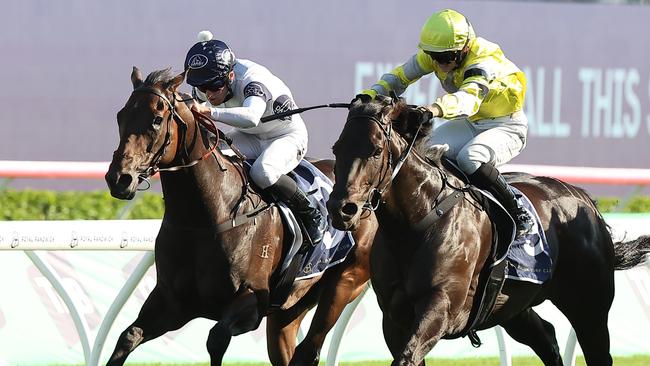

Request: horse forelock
left=346, top=97, right=435, bottom=156
left=347, top=98, right=385, bottom=120
left=383, top=100, right=434, bottom=158
left=143, top=68, right=175, bottom=87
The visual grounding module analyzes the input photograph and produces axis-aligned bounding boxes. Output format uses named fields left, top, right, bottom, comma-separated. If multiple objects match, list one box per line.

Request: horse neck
left=380, top=150, right=446, bottom=229
left=159, top=107, right=245, bottom=228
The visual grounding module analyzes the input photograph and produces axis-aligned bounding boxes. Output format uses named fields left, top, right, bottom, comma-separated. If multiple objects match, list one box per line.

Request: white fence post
left=326, top=283, right=370, bottom=366
left=89, top=252, right=155, bottom=366
left=0, top=220, right=158, bottom=365
left=495, top=326, right=512, bottom=366
left=24, top=251, right=93, bottom=362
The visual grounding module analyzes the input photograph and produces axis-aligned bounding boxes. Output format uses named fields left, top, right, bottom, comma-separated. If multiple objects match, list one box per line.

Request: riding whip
left=260, top=101, right=420, bottom=123
left=260, top=103, right=351, bottom=122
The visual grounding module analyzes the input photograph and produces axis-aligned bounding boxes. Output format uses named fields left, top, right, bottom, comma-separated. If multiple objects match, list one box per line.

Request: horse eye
left=152, top=116, right=164, bottom=127
left=372, top=147, right=383, bottom=157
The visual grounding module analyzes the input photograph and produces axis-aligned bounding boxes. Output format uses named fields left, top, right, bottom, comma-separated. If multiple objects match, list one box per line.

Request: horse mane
left=348, top=95, right=393, bottom=119
left=143, top=68, right=176, bottom=87
left=348, top=96, right=437, bottom=162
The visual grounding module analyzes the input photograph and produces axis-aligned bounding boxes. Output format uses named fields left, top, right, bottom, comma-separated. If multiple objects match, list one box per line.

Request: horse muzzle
left=327, top=196, right=362, bottom=231
left=105, top=169, right=138, bottom=200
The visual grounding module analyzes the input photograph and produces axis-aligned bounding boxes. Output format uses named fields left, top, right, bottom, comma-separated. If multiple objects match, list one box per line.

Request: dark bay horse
left=104, top=67, right=378, bottom=365
left=327, top=96, right=650, bottom=366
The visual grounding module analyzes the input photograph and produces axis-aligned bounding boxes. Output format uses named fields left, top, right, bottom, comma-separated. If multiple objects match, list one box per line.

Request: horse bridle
left=128, top=86, right=219, bottom=183
left=345, top=110, right=424, bottom=211
left=125, top=86, right=273, bottom=233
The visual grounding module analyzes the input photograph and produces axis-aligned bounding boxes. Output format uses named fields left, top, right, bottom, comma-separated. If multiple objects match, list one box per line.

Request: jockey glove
left=350, top=93, right=373, bottom=106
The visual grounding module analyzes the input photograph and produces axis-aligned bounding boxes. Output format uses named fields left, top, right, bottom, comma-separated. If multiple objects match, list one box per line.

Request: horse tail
left=613, top=236, right=650, bottom=270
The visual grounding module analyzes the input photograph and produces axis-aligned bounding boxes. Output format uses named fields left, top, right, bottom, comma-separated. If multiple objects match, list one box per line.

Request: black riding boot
left=266, top=175, right=327, bottom=244
left=469, top=163, right=533, bottom=238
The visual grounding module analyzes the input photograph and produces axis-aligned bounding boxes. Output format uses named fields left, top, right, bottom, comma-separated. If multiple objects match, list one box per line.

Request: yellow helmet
left=418, top=9, right=475, bottom=53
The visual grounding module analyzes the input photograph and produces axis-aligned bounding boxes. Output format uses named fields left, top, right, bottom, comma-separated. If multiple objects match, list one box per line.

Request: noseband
left=345, top=111, right=424, bottom=211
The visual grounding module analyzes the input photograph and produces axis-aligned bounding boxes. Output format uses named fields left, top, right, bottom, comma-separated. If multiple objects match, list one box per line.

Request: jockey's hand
left=427, top=103, right=443, bottom=118
left=415, top=107, right=433, bottom=123
left=417, top=103, right=443, bottom=122
left=350, top=91, right=375, bottom=105
left=408, top=107, right=431, bottom=127
left=190, top=101, right=212, bottom=116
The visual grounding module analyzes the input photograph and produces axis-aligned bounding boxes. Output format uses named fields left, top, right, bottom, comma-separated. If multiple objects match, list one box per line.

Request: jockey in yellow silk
left=360, top=9, right=533, bottom=237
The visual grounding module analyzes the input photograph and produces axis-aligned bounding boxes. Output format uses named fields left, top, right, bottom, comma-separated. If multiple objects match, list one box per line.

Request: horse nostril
left=117, top=174, right=133, bottom=188
left=341, top=202, right=358, bottom=216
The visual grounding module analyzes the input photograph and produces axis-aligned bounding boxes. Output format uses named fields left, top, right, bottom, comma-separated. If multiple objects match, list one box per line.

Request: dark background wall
left=1, top=0, right=649, bottom=194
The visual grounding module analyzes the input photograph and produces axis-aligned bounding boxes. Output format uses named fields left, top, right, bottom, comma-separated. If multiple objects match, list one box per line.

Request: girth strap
left=214, top=203, right=275, bottom=233
left=412, top=191, right=465, bottom=232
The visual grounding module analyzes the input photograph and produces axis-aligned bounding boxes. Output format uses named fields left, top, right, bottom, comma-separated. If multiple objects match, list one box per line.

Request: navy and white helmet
left=184, top=31, right=236, bottom=88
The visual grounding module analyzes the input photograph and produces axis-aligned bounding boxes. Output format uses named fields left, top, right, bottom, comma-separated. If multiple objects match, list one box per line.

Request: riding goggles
left=425, top=50, right=460, bottom=65
left=196, top=78, right=227, bottom=93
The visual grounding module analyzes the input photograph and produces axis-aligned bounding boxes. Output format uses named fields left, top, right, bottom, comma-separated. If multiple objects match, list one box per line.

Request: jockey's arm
left=209, top=96, right=267, bottom=129
left=433, top=73, right=489, bottom=119
left=362, top=51, right=434, bottom=98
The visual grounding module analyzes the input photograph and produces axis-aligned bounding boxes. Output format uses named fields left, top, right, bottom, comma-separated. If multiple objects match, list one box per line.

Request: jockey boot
left=266, top=175, right=327, bottom=244
left=468, top=163, right=533, bottom=238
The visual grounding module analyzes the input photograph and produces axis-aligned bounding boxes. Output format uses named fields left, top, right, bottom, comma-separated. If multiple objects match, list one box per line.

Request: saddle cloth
left=505, top=186, right=553, bottom=284
left=278, top=160, right=356, bottom=280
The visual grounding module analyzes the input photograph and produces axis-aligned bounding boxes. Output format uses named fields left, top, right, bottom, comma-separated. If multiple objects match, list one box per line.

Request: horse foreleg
left=383, top=315, right=420, bottom=364
left=206, top=323, right=232, bottom=366
left=106, top=286, right=190, bottom=366
left=393, top=289, right=451, bottom=366
left=207, top=287, right=261, bottom=365
left=266, top=306, right=310, bottom=365
left=290, top=263, right=370, bottom=366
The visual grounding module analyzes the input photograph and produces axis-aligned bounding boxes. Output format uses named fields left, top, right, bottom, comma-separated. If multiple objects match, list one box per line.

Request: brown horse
left=104, top=67, right=377, bottom=365
left=327, top=96, right=650, bottom=366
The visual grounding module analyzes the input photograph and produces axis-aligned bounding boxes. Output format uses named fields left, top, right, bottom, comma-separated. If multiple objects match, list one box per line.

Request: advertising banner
left=1, top=1, right=649, bottom=193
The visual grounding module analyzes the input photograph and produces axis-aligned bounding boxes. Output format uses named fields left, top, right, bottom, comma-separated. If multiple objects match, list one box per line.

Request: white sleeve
left=210, top=96, right=266, bottom=129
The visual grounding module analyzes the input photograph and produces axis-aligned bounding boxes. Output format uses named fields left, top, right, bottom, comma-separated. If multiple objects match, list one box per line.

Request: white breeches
left=427, top=110, right=529, bottom=174
left=227, top=123, right=308, bottom=189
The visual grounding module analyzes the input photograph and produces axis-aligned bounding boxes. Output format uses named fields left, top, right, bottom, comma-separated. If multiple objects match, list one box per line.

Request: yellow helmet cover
left=418, top=9, right=475, bottom=53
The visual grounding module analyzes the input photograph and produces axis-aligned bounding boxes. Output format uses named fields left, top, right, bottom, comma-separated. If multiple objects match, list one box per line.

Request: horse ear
left=166, top=70, right=187, bottom=92
left=131, top=66, right=143, bottom=89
